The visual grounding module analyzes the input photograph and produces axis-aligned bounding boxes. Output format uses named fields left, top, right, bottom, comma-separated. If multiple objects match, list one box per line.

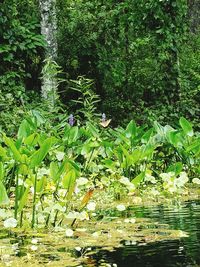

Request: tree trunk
left=39, top=0, right=58, bottom=107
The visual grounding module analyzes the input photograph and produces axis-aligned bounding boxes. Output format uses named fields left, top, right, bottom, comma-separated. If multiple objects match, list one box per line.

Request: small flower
left=69, top=114, right=74, bottom=126
left=3, top=218, right=17, bottom=228
left=76, top=177, right=88, bottom=186
left=31, top=238, right=38, bottom=244
left=30, top=245, right=38, bottom=251
left=55, top=151, right=65, bottom=161
left=116, top=204, right=126, bottom=211
left=65, top=228, right=74, bottom=237
left=86, top=202, right=96, bottom=211
left=192, top=178, right=200, bottom=185
left=75, top=247, right=82, bottom=251
left=78, top=211, right=89, bottom=221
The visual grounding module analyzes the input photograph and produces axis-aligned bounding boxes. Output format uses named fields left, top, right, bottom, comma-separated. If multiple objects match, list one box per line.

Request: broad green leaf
left=62, top=169, right=77, bottom=200
left=167, top=131, right=183, bottom=147
left=50, top=162, right=59, bottom=182
left=167, top=162, right=183, bottom=175
left=0, top=181, right=9, bottom=205
left=24, top=133, right=39, bottom=146
left=179, top=117, right=193, bottom=137
left=3, top=135, right=23, bottom=162
left=64, top=126, right=79, bottom=144
left=131, top=172, right=145, bottom=188
left=125, top=120, right=137, bottom=138
left=0, top=145, right=7, bottom=159
left=131, top=149, right=142, bottom=164
left=36, top=176, right=47, bottom=193
left=186, top=138, right=200, bottom=156
left=141, top=128, right=154, bottom=143
left=18, top=185, right=30, bottom=212
left=29, top=137, right=55, bottom=169
left=17, top=119, right=31, bottom=140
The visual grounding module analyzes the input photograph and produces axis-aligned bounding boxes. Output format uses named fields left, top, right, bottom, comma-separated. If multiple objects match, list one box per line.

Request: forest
left=0, top=1, right=200, bottom=266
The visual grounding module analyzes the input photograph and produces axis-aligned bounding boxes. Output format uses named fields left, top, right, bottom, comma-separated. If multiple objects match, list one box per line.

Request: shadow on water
left=90, top=200, right=200, bottom=267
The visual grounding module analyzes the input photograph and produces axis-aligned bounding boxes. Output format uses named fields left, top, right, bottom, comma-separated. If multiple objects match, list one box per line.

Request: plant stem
left=14, top=169, right=19, bottom=219
left=31, top=170, right=38, bottom=228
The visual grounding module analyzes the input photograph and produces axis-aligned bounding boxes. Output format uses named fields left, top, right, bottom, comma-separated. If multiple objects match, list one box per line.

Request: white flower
left=86, top=202, right=96, bottom=211
left=119, top=176, right=135, bottom=191
left=0, top=209, right=8, bottom=219
left=150, top=188, right=160, bottom=196
left=75, top=247, right=82, bottom=251
left=31, top=239, right=38, bottom=244
left=92, top=232, right=100, bottom=237
left=179, top=172, right=189, bottom=183
left=130, top=218, right=136, bottom=224
left=38, top=167, right=49, bottom=178
left=192, top=178, right=200, bottom=185
left=66, top=211, right=78, bottom=219
left=124, top=218, right=136, bottom=223
left=160, top=172, right=175, bottom=181
left=3, top=218, right=17, bottom=228
left=78, top=211, right=89, bottom=221
left=55, top=151, right=65, bottom=161
left=76, top=177, right=88, bottom=186
left=145, top=174, right=157, bottom=184
left=53, top=203, right=66, bottom=212
left=116, top=204, right=126, bottom=211
left=65, top=228, right=74, bottom=237
left=30, top=245, right=38, bottom=251
left=119, top=177, right=130, bottom=185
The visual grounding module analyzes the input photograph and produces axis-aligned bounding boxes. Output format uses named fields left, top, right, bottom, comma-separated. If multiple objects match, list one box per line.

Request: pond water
left=0, top=200, right=200, bottom=267
left=91, top=200, right=200, bottom=267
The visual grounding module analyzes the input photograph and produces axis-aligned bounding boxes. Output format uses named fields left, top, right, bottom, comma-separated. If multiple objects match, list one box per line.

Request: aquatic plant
left=0, top=114, right=199, bottom=229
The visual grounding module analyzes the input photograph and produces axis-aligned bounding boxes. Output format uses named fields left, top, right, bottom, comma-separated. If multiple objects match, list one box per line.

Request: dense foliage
left=0, top=0, right=199, bottom=131
left=0, top=0, right=199, bottom=231
left=0, top=110, right=199, bottom=228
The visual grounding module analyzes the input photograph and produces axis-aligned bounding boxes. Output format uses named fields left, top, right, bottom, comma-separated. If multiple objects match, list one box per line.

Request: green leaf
left=0, top=181, right=9, bottom=205
left=3, top=135, right=23, bottom=162
left=18, top=185, right=30, bottom=212
left=29, top=137, right=55, bottom=169
left=0, top=162, right=4, bottom=180
left=0, top=145, right=7, bottom=160
left=125, top=120, right=137, bottom=138
left=17, top=119, right=31, bottom=140
left=179, top=117, right=193, bottom=137
left=36, top=176, right=47, bottom=193
left=24, top=133, right=39, bottom=146
left=50, top=162, right=59, bottom=182
left=62, top=169, right=77, bottom=200
left=64, top=126, right=79, bottom=144
left=167, top=162, right=183, bottom=175
left=131, top=172, right=145, bottom=188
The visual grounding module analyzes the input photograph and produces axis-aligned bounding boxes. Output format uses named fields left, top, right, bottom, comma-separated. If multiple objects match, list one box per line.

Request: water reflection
left=0, top=200, right=200, bottom=267
left=91, top=200, right=200, bottom=267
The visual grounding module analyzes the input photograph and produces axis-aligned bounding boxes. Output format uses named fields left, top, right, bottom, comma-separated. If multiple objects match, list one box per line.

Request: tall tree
left=39, top=0, right=58, bottom=107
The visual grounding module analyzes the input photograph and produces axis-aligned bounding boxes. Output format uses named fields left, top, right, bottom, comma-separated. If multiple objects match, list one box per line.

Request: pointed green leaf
left=29, top=137, right=55, bottom=168
left=18, top=185, right=30, bottom=212
left=131, top=172, right=145, bottom=188
left=0, top=181, right=9, bottom=205
left=179, top=117, right=193, bottom=137
left=125, top=120, right=137, bottom=138
left=3, top=135, right=23, bottom=162
left=17, top=119, right=31, bottom=140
